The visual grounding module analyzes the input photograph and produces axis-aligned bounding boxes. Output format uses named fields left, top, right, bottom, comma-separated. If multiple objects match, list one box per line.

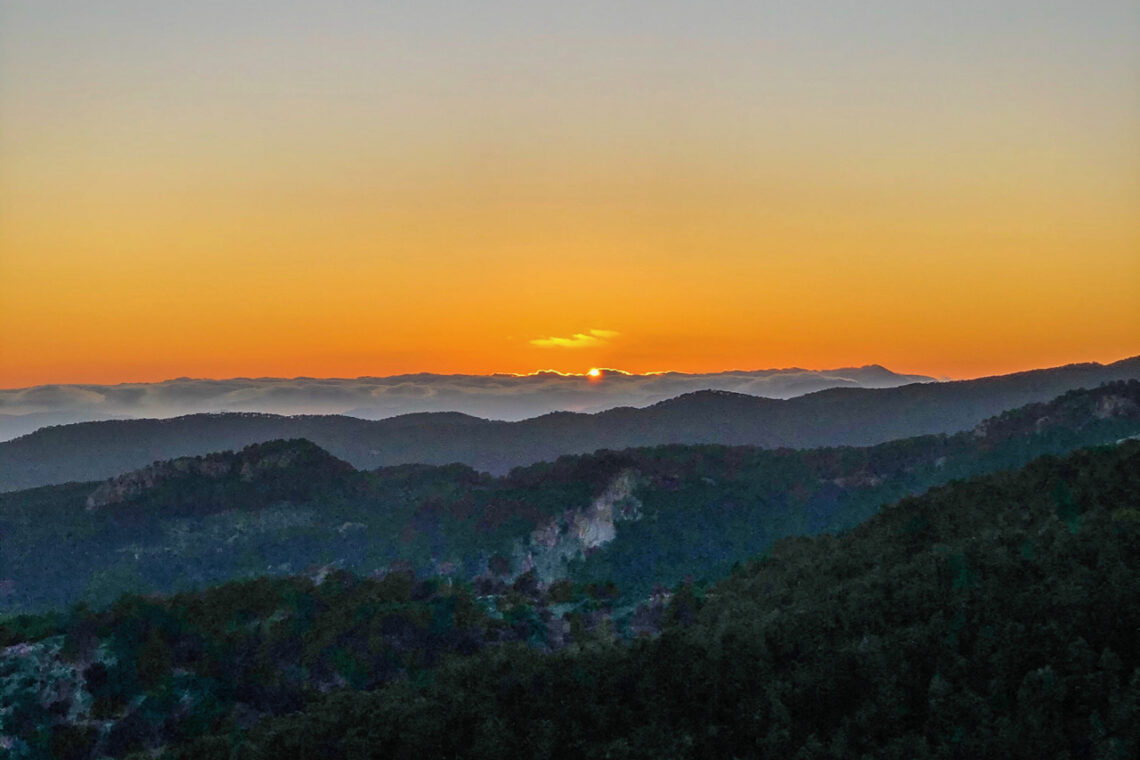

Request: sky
left=1, top=0, right=1137, bottom=388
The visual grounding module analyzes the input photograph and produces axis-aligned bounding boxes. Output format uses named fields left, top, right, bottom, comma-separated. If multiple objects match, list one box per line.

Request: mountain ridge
left=84, top=439, right=354, bottom=511
left=3, top=381, right=1138, bottom=613
left=1, top=356, right=1137, bottom=492
left=0, top=364, right=938, bottom=439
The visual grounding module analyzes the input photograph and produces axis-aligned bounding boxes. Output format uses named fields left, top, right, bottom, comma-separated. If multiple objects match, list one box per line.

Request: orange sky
left=1, top=2, right=1137, bottom=388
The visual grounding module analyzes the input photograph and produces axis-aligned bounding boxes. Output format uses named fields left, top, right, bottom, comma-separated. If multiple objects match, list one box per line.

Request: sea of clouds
left=0, top=366, right=935, bottom=441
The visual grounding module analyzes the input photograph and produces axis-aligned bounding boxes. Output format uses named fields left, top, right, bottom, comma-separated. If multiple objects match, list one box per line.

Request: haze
left=0, top=365, right=936, bottom=441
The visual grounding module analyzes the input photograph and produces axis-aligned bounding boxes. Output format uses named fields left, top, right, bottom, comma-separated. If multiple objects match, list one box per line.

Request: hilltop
left=1, top=356, right=1137, bottom=492
left=3, top=381, right=1138, bottom=613
left=0, top=365, right=936, bottom=439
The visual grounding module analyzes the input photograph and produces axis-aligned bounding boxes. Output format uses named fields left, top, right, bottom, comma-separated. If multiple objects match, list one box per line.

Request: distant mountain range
left=1, top=357, right=1136, bottom=492
left=0, top=365, right=936, bottom=441
left=0, top=411, right=133, bottom=443
left=3, top=381, right=1138, bottom=612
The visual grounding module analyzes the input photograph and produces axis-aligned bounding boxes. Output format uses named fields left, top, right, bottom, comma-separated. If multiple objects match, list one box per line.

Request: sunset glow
left=1, top=2, right=1137, bottom=389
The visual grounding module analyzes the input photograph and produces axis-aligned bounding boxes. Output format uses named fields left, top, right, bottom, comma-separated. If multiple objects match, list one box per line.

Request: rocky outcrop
left=1094, top=394, right=1138, bottom=420
left=86, top=455, right=233, bottom=509
left=832, top=472, right=884, bottom=489
left=0, top=636, right=110, bottom=757
left=973, top=381, right=1140, bottom=442
left=514, top=469, right=643, bottom=582
left=85, top=439, right=353, bottom=510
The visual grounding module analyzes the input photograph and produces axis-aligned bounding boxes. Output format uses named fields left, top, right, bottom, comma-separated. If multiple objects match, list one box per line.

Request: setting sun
left=587, top=368, right=602, bottom=379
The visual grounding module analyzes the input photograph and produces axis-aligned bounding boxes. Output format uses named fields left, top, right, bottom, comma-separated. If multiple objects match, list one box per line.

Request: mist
left=0, top=365, right=935, bottom=441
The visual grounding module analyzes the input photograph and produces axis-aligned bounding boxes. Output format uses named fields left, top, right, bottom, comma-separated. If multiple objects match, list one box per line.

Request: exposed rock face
left=972, top=382, right=1140, bottom=442
left=86, top=455, right=233, bottom=509
left=1095, top=394, right=1138, bottom=420
left=0, top=636, right=107, bottom=755
left=832, top=472, right=884, bottom=489
left=85, top=439, right=352, bottom=510
left=515, top=469, right=642, bottom=583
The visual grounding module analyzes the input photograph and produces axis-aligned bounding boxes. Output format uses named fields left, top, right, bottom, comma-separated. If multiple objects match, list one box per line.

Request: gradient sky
left=1, top=0, right=1137, bottom=387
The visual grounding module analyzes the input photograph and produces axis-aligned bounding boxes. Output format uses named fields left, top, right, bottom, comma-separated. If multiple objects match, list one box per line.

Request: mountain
left=83, top=438, right=355, bottom=513
left=223, top=439, right=1140, bottom=760
left=3, top=381, right=1138, bottom=614
left=1, top=357, right=1137, bottom=492
left=0, top=412, right=129, bottom=444
left=519, top=379, right=1140, bottom=594
left=0, top=365, right=935, bottom=437
left=3, top=436, right=1139, bottom=759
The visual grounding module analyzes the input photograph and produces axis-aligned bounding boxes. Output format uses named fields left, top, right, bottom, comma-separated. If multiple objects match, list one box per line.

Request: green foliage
left=49, top=724, right=98, bottom=760
left=152, top=441, right=1140, bottom=759
left=565, top=382, right=1140, bottom=597
left=0, top=611, right=66, bottom=647
left=4, top=382, right=1139, bottom=614
left=3, top=385, right=1140, bottom=758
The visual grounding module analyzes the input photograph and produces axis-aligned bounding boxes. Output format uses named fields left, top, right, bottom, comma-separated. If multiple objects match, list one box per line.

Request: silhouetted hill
left=0, top=365, right=936, bottom=434
left=84, top=439, right=355, bottom=514
left=1, top=356, right=1137, bottom=491
left=0, top=411, right=127, bottom=443
left=3, top=382, right=1138, bottom=613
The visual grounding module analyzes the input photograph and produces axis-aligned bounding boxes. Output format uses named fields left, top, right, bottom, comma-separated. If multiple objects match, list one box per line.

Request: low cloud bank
left=0, top=366, right=934, bottom=441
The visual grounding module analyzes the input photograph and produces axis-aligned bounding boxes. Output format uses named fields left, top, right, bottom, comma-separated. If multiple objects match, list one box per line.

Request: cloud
left=530, top=328, right=619, bottom=349
left=0, top=364, right=936, bottom=441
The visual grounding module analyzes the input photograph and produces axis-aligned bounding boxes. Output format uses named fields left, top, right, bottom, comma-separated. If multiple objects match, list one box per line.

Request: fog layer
left=0, top=366, right=933, bottom=441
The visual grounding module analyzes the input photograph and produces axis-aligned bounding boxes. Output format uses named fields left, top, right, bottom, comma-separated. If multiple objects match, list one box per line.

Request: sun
left=587, top=368, right=602, bottom=378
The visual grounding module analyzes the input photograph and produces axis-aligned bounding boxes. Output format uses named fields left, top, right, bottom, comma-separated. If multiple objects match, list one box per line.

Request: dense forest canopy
left=3, top=439, right=1138, bottom=758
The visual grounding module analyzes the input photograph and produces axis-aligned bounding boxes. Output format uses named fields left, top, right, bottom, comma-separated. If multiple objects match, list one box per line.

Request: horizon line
left=1, top=362, right=932, bottom=392
left=2, top=353, right=1138, bottom=392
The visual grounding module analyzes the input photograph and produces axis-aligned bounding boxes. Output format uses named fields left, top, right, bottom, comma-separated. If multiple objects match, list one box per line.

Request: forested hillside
left=224, top=440, right=1140, bottom=760
left=3, top=382, right=1138, bottom=613
left=3, top=440, right=1138, bottom=758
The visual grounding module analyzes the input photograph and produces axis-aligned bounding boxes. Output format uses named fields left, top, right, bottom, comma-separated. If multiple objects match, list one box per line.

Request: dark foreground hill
left=228, top=440, right=1140, bottom=760
left=1, top=356, right=1138, bottom=491
left=3, top=381, right=1138, bottom=613
left=2, top=438, right=1138, bottom=758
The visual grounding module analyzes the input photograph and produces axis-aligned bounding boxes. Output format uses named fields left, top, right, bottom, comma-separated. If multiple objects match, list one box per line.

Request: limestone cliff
left=86, top=454, right=233, bottom=509
left=514, top=469, right=643, bottom=583
left=85, top=438, right=353, bottom=510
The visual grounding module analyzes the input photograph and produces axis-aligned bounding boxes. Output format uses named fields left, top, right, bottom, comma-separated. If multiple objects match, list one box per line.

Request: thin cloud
left=530, top=328, right=619, bottom=349
left=0, top=365, right=935, bottom=440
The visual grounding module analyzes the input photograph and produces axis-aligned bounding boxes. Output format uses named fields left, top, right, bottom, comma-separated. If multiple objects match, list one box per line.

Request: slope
left=2, top=356, right=1138, bottom=491
left=3, top=436, right=1139, bottom=758
left=2, top=381, right=1138, bottom=614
